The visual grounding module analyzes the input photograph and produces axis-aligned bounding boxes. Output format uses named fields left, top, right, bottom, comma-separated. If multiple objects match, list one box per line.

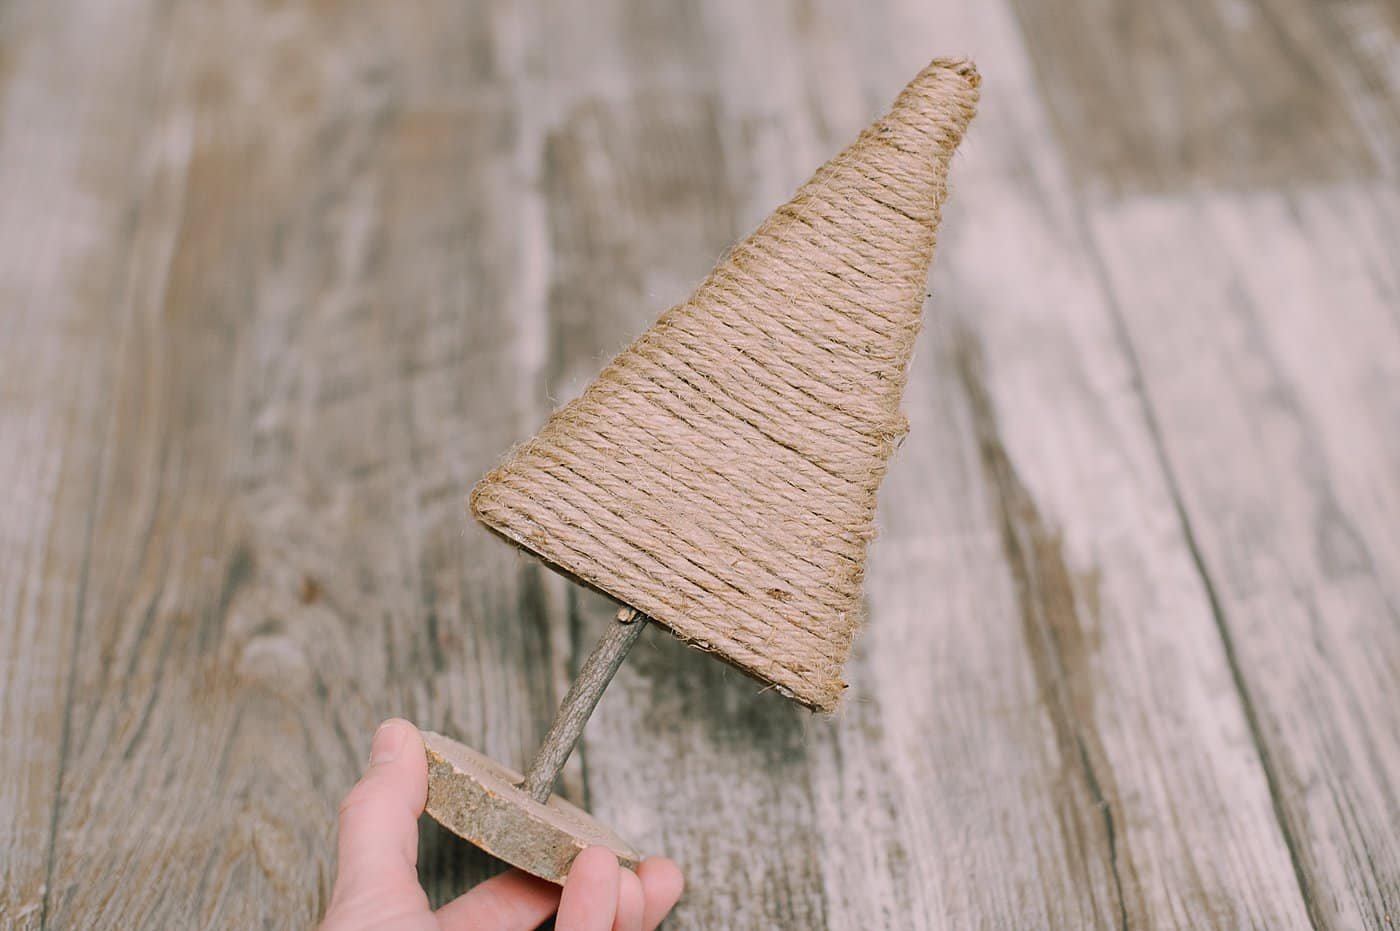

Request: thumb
left=328, top=719, right=429, bottom=912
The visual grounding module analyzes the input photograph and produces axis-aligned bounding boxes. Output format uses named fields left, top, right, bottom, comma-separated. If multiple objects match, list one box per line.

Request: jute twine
left=473, top=59, right=980, bottom=711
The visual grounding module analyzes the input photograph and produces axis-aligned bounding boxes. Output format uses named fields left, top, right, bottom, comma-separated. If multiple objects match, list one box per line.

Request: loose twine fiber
left=472, top=59, right=980, bottom=712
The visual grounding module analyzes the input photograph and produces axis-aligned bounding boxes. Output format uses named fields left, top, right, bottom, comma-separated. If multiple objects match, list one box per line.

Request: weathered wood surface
left=0, top=0, right=1395, bottom=928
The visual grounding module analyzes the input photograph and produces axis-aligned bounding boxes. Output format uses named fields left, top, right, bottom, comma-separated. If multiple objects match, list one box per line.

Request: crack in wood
left=952, top=324, right=1134, bottom=931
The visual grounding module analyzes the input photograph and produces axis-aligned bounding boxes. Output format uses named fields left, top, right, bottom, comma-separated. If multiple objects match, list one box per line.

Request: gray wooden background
left=2, top=0, right=1397, bottom=928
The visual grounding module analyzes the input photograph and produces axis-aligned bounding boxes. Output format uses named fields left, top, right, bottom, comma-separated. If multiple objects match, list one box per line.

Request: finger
left=556, top=847, right=620, bottom=931
left=435, top=869, right=560, bottom=931
left=613, top=869, right=644, bottom=931
left=330, top=719, right=428, bottom=905
left=636, top=858, right=684, bottom=931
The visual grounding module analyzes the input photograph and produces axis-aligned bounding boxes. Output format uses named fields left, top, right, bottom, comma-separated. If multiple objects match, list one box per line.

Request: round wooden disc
left=421, top=730, right=642, bottom=884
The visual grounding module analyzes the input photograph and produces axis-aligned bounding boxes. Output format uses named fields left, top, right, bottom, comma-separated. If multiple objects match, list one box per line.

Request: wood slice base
left=421, top=730, right=642, bottom=884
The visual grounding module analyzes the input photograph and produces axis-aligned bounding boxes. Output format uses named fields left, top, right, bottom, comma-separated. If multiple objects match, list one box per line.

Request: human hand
left=321, top=719, right=684, bottom=931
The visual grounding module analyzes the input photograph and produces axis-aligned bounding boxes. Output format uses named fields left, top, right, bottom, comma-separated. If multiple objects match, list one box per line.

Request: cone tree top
left=472, top=59, right=979, bottom=711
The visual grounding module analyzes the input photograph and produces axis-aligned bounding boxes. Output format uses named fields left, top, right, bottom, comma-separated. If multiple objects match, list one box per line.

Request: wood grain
left=1, top=0, right=1396, bottom=928
left=25, top=1, right=571, bottom=925
left=1089, top=186, right=1400, bottom=928
left=0, top=2, right=175, bottom=926
left=1004, top=0, right=1384, bottom=193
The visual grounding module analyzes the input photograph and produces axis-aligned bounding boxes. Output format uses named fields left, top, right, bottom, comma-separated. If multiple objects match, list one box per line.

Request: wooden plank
left=515, top=6, right=836, bottom=928
left=37, top=2, right=566, bottom=925
left=0, top=1, right=170, bottom=926
left=554, top=0, right=1314, bottom=926
left=547, top=7, right=978, bottom=924
left=1004, top=0, right=1383, bottom=193
left=1089, top=185, right=1400, bottom=929
left=826, top=2, right=1312, bottom=926
left=1316, top=0, right=1400, bottom=177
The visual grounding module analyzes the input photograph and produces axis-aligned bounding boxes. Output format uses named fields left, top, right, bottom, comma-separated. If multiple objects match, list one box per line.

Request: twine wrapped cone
left=472, top=59, right=979, bottom=712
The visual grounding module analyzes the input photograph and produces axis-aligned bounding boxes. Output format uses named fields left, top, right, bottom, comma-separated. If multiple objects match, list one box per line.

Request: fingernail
left=368, top=720, right=406, bottom=767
